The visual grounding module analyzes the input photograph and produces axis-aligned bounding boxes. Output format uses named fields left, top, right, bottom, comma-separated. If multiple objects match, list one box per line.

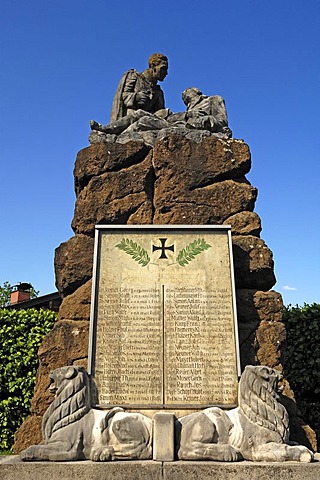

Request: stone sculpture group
left=21, top=365, right=313, bottom=462
left=20, top=54, right=314, bottom=463
left=89, top=53, right=231, bottom=146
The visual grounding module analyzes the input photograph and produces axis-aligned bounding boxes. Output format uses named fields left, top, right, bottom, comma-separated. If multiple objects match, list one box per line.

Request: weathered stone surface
left=55, top=235, right=94, bottom=297
left=104, top=127, right=228, bottom=148
left=14, top=416, right=42, bottom=454
left=88, top=130, right=117, bottom=145
left=237, top=289, right=283, bottom=324
left=255, top=320, right=286, bottom=367
left=118, top=129, right=158, bottom=146
left=224, top=211, right=261, bottom=236
left=157, top=126, right=213, bottom=144
left=153, top=135, right=251, bottom=191
left=127, top=200, right=154, bottom=224
left=57, top=280, right=92, bottom=322
left=232, top=235, right=276, bottom=290
left=30, top=320, right=89, bottom=416
left=72, top=153, right=153, bottom=235
left=152, top=136, right=255, bottom=224
left=154, top=180, right=257, bottom=225
left=74, top=141, right=151, bottom=195
left=236, top=289, right=283, bottom=369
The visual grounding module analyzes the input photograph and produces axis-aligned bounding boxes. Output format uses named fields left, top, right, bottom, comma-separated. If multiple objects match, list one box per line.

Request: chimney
left=10, top=282, right=32, bottom=304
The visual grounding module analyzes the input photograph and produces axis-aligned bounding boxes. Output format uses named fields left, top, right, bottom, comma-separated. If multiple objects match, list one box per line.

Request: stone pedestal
left=2, top=456, right=320, bottom=480
left=13, top=135, right=315, bottom=452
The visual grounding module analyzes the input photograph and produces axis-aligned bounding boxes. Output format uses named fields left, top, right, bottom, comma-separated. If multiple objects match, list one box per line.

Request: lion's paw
left=217, top=445, right=241, bottom=462
left=291, top=446, right=314, bottom=463
left=20, top=446, right=40, bottom=461
left=91, top=446, right=112, bottom=462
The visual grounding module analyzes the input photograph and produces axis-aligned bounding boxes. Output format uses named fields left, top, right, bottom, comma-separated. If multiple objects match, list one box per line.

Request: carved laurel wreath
left=115, top=238, right=211, bottom=267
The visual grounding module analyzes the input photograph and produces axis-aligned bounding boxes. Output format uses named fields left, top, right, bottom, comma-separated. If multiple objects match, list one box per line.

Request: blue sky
left=0, top=0, right=319, bottom=306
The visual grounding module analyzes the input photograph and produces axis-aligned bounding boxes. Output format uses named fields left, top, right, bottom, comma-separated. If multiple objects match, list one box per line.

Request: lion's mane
left=238, top=365, right=289, bottom=443
left=42, top=366, right=90, bottom=441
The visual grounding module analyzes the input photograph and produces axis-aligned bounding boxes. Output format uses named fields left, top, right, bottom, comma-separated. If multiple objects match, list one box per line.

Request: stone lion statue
left=176, top=365, right=313, bottom=462
left=20, top=366, right=152, bottom=461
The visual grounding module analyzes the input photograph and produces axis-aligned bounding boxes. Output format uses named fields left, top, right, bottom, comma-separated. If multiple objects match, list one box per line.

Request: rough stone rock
left=101, top=127, right=222, bottom=148
left=153, top=135, right=251, bottom=191
left=74, top=141, right=151, bottom=195
left=127, top=200, right=154, bottom=224
left=157, top=126, right=212, bottom=144
left=88, top=130, right=117, bottom=145
left=30, top=320, right=89, bottom=416
left=57, top=280, right=92, bottom=322
left=224, top=211, right=261, bottom=236
left=232, top=235, right=276, bottom=290
left=55, top=234, right=94, bottom=297
left=72, top=153, right=153, bottom=235
left=154, top=180, right=257, bottom=225
left=116, top=130, right=146, bottom=145
left=236, top=289, right=283, bottom=369
left=13, top=415, right=43, bottom=454
left=255, top=320, right=286, bottom=367
left=236, top=289, right=283, bottom=323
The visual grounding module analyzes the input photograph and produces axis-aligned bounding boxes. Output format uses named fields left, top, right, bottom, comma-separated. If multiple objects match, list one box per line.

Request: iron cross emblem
left=152, top=238, right=174, bottom=259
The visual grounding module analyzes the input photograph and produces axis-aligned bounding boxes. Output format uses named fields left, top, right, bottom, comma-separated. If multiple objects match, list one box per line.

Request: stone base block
left=153, top=412, right=175, bottom=461
left=163, top=460, right=320, bottom=480
left=0, top=457, right=161, bottom=480
left=1, top=457, right=320, bottom=480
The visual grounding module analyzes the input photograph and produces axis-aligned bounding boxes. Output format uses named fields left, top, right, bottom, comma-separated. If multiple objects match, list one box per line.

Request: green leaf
left=177, top=238, right=211, bottom=267
left=115, top=238, right=150, bottom=267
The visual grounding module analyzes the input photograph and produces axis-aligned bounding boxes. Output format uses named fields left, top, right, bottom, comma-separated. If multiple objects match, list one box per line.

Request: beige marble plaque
left=89, top=226, right=240, bottom=408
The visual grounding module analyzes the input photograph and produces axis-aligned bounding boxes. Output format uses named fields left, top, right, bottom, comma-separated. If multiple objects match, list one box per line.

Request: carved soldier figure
left=178, top=87, right=231, bottom=135
left=90, top=53, right=169, bottom=134
left=110, top=52, right=168, bottom=122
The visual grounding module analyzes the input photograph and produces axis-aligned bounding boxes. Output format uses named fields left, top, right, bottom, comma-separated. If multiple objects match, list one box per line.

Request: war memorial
left=1, top=53, right=319, bottom=479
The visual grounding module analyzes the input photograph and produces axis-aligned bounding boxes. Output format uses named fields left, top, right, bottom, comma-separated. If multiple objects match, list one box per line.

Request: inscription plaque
left=88, top=226, right=240, bottom=409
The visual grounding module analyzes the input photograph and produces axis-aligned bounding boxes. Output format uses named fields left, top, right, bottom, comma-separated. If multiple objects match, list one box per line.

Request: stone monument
left=14, top=53, right=316, bottom=461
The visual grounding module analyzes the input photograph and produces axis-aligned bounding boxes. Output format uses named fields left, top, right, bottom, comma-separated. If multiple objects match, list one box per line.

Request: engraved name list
left=89, top=226, right=240, bottom=409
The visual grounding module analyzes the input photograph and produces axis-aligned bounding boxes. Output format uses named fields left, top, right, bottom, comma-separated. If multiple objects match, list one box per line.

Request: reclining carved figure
left=90, top=87, right=231, bottom=138
left=20, top=366, right=152, bottom=461
left=176, top=365, right=313, bottom=462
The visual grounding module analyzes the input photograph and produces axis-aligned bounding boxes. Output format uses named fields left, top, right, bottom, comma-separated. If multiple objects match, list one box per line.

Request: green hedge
left=283, top=303, right=320, bottom=444
left=0, top=308, right=56, bottom=451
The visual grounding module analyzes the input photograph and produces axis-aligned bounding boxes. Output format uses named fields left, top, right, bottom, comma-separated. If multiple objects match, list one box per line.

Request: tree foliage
left=283, top=303, right=320, bottom=444
left=0, top=281, right=39, bottom=307
left=0, top=308, right=56, bottom=451
left=0, top=281, right=12, bottom=307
